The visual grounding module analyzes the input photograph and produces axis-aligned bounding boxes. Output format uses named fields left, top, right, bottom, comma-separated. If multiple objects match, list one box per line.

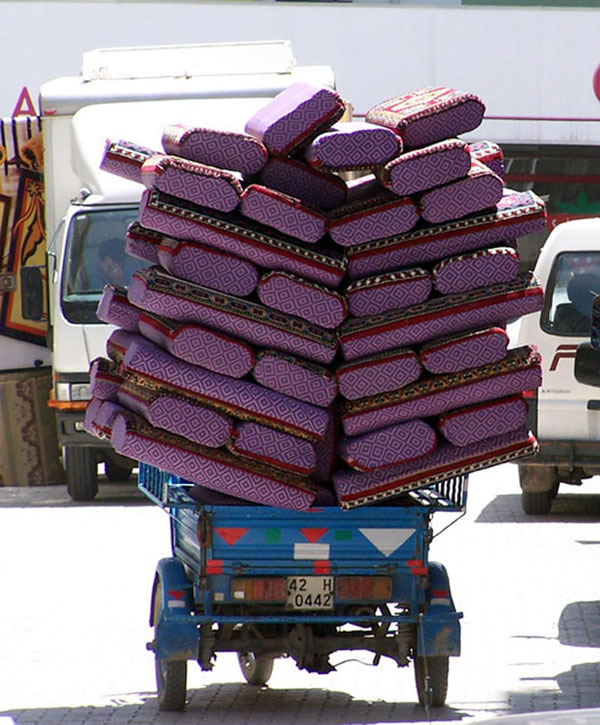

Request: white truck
left=18, top=41, right=337, bottom=500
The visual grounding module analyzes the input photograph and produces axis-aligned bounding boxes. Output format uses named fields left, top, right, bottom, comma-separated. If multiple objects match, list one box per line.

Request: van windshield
left=61, top=206, right=147, bottom=324
left=541, top=252, right=600, bottom=337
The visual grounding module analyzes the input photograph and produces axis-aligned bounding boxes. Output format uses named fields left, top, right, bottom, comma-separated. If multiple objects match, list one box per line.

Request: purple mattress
left=345, top=267, right=432, bottom=318
left=468, top=140, right=505, bottom=178
left=244, top=82, right=346, bottom=155
left=99, top=139, right=158, bottom=183
left=345, top=189, right=546, bottom=280
left=432, top=246, right=520, bottom=295
left=106, top=329, right=145, bottom=364
left=339, top=345, right=542, bottom=437
left=240, top=184, right=327, bottom=244
left=338, top=273, right=544, bottom=361
left=365, top=86, right=486, bottom=150
left=257, top=271, right=347, bottom=330
left=339, top=419, right=437, bottom=472
left=375, top=139, right=471, bottom=197
left=125, top=222, right=166, bottom=265
left=303, top=121, right=402, bottom=171
left=111, top=412, right=318, bottom=510
left=138, top=188, right=347, bottom=288
left=229, top=421, right=317, bottom=475
left=137, top=311, right=255, bottom=377
left=140, top=154, right=244, bottom=212
left=418, top=160, right=504, bottom=224
left=436, top=394, right=528, bottom=447
left=89, top=357, right=123, bottom=402
left=252, top=350, right=338, bottom=408
left=129, top=266, right=338, bottom=365
left=157, top=237, right=259, bottom=297
left=161, top=124, right=268, bottom=176
left=419, top=327, right=509, bottom=375
left=336, top=347, right=422, bottom=401
left=96, top=285, right=141, bottom=332
left=84, top=398, right=127, bottom=441
left=259, top=156, right=347, bottom=211
left=334, top=427, right=538, bottom=509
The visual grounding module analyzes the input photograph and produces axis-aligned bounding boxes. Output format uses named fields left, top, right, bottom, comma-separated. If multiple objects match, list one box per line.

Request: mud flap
left=416, top=562, right=462, bottom=657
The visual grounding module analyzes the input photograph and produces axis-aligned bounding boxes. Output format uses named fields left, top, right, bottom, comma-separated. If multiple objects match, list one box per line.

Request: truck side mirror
left=20, top=266, right=44, bottom=320
left=575, top=343, right=600, bottom=387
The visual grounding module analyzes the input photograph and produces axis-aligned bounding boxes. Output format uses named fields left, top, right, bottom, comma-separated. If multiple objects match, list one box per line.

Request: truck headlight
left=55, top=382, right=92, bottom=402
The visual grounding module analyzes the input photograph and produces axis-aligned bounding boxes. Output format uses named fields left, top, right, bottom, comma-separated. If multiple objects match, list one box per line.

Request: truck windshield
left=541, top=251, right=600, bottom=337
left=61, top=206, right=147, bottom=324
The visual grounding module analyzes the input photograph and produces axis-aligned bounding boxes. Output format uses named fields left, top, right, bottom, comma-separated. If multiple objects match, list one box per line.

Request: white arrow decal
left=359, top=528, right=415, bottom=557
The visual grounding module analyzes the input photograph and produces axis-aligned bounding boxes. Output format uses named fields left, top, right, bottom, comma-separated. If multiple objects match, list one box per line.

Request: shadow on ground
left=475, top=492, right=600, bottom=524
left=0, top=478, right=148, bottom=508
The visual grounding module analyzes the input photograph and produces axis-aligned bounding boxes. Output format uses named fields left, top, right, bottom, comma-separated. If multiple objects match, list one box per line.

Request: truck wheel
left=238, top=652, right=274, bottom=685
left=65, top=447, right=98, bottom=501
left=153, top=584, right=187, bottom=711
left=414, top=655, right=449, bottom=708
left=521, top=490, right=552, bottom=515
left=104, top=460, right=133, bottom=481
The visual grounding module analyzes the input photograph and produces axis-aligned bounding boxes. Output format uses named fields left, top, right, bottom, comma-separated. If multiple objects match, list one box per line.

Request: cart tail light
left=232, top=577, right=287, bottom=603
left=335, top=576, right=391, bottom=601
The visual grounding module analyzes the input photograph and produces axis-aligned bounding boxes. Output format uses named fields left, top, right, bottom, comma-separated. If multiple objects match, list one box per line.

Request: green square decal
left=266, top=528, right=281, bottom=544
left=335, top=530, right=353, bottom=541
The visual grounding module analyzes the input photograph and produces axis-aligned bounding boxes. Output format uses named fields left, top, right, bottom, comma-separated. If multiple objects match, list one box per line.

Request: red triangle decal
left=300, top=527, right=328, bottom=543
left=215, top=527, right=248, bottom=546
left=12, top=87, right=37, bottom=118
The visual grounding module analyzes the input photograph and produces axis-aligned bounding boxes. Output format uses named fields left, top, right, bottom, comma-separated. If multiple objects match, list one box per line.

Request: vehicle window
left=541, top=252, right=600, bottom=336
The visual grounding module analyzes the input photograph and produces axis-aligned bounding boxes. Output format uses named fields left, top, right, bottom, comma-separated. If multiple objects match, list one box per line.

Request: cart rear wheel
left=65, top=446, right=98, bottom=501
left=153, top=584, right=187, bottom=711
left=238, top=652, right=274, bottom=685
left=522, top=490, right=552, bottom=515
left=414, top=655, right=449, bottom=708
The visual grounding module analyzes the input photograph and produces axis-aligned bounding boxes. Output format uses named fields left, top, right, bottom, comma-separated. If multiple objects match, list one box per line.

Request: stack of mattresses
left=86, top=83, right=545, bottom=510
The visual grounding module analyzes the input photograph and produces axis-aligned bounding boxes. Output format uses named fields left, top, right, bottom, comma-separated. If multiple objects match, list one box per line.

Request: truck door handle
left=587, top=400, right=600, bottom=410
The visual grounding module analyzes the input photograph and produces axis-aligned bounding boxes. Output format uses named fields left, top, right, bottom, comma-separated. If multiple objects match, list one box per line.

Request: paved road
left=1, top=463, right=600, bottom=724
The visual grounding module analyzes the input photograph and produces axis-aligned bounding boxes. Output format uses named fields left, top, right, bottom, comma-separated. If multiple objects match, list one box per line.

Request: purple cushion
left=339, top=419, right=437, bottom=472
left=99, top=139, right=158, bottom=183
left=436, top=394, right=528, bottom=447
left=84, top=398, right=128, bottom=440
left=432, top=247, right=520, bottom=295
left=161, top=124, right=268, bottom=175
left=334, top=427, right=537, bottom=508
left=365, top=86, right=485, bottom=149
left=125, top=222, right=165, bottom=265
left=345, top=267, right=432, bottom=318
left=106, top=329, right=146, bottom=364
left=240, top=184, right=327, bottom=244
left=303, top=121, right=402, bottom=171
left=229, top=421, right=316, bottom=475
left=89, top=357, right=123, bottom=402
left=257, top=271, right=347, bottom=330
left=468, top=140, right=505, bottom=178
left=259, top=156, right=347, bottom=211
left=336, top=348, right=422, bottom=401
left=419, top=327, right=509, bottom=375
left=244, top=82, right=346, bottom=155
left=376, top=139, right=471, bottom=197
left=141, top=154, right=243, bottom=213
left=96, top=285, right=141, bottom=332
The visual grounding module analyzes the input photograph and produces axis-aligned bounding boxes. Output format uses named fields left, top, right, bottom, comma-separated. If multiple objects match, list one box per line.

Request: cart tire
left=153, top=584, right=187, bottom=711
left=65, top=447, right=98, bottom=501
left=104, top=460, right=133, bottom=481
left=238, top=652, right=274, bottom=685
left=414, top=655, right=449, bottom=708
left=522, top=490, right=552, bottom=515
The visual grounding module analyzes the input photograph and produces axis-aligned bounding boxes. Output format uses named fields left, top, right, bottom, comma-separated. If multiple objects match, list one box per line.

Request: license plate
left=286, top=576, right=334, bottom=611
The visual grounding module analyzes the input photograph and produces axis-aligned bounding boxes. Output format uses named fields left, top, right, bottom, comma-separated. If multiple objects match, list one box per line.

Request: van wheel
left=522, top=490, right=552, bottom=515
left=65, top=446, right=98, bottom=501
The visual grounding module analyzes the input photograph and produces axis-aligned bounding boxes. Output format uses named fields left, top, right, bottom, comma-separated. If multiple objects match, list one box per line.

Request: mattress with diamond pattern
left=432, top=246, right=520, bottom=295
left=336, top=347, right=422, bottom=401
left=418, top=327, right=510, bottom=375
left=345, top=267, right=432, bottom=318
left=100, top=138, right=159, bottom=183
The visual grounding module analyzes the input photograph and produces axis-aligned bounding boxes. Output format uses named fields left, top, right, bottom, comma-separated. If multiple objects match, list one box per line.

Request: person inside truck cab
left=75, top=237, right=128, bottom=292
left=553, top=269, right=600, bottom=335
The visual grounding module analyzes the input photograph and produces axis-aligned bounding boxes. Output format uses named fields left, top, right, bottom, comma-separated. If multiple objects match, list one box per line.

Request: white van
left=517, top=218, right=600, bottom=514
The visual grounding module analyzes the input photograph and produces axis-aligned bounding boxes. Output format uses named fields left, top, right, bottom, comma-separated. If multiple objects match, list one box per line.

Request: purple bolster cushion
left=99, top=139, right=158, bottom=183
left=96, top=285, right=141, bottom=332
left=89, top=357, right=124, bottom=402
left=345, top=267, right=432, bottom=318
left=432, top=246, right=520, bottom=295
left=418, top=327, right=510, bottom=375
left=336, top=347, right=422, bottom=401
left=468, top=140, right=505, bottom=178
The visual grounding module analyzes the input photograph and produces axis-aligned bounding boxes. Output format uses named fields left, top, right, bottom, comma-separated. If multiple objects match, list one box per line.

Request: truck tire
left=238, top=652, right=275, bottom=685
left=521, top=490, right=552, bottom=515
left=414, top=655, right=449, bottom=708
left=153, top=584, right=187, bottom=711
left=518, top=465, right=557, bottom=514
left=65, top=446, right=98, bottom=501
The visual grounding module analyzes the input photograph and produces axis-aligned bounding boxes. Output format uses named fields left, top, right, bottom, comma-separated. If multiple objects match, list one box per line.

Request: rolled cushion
left=259, top=155, right=347, bottom=211
left=436, top=394, right=528, bottom=447
left=96, top=285, right=141, bottom=332
left=140, top=154, right=243, bottom=212
left=161, top=124, right=268, bottom=175
left=122, top=338, right=330, bottom=443
left=432, top=247, right=520, bottom=295
left=106, top=329, right=145, bottom=364
left=345, top=189, right=546, bottom=280
left=138, top=188, right=347, bottom=289
left=339, top=345, right=542, bottom=437
left=89, top=357, right=123, bottom=402
left=345, top=267, right=432, bottom=318
left=418, top=160, right=504, bottom=224
left=468, top=140, right=505, bottom=178
left=84, top=398, right=127, bottom=440
left=244, top=82, right=346, bottom=155
left=365, top=86, right=485, bottom=149
left=157, top=237, right=259, bottom=297
left=336, top=347, right=422, bottom=401
left=240, top=184, right=327, bottom=244
left=100, top=139, right=158, bottom=183
left=257, top=271, right=347, bottom=330
left=334, top=427, right=538, bottom=509
left=375, top=139, right=471, bottom=197
left=252, top=350, right=338, bottom=408
left=338, top=273, right=544, bottom=361
left=419, top=327, right=509, bottom=375
left=111, top=412, right=318, bottom=510
left=129, top=267, right=339, bottom=366
left=125, top=222, right=165, bottom=265
left=228, top=421, right=316, bottom=475
left=339, top=419, right=437, bottom=472
left=304, top=121, right=402, bottom=171
left=137, top=311, right=255, bottom=378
